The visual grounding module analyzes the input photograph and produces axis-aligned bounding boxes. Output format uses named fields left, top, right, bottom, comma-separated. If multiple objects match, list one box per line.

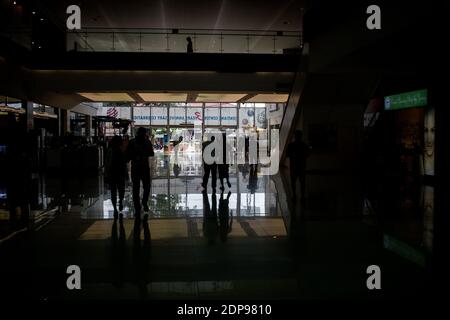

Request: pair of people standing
left=107, top=127, right=154, bottom=219
left=202, top=133, right=232, bottom=192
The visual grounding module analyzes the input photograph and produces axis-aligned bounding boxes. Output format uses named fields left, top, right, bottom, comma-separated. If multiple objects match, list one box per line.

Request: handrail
left=71, top=27, right=301, bottom=35
left=66, top=27, right=303, bottom=54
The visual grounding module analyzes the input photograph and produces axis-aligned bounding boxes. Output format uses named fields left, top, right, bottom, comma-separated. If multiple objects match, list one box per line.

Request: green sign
left=384, top=89, right=428, bottom=110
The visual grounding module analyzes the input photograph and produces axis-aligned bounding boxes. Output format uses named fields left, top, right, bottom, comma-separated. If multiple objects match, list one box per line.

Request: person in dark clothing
left=247, top=164, right=258, bottom=194
left=107, top=135, right=127, bottom=218
left=186, top=37, right=193, bottom=53
left=5, top=114, right=31, bottom=228
left=202, top=135, right=217, bottom=192
left=218, top=191, right=232, bottom=242
left=126, top=127, right=154, bottom=218
left=218, top=133, right=231, bottom=190
left=286, top=130, right=309, bottom=199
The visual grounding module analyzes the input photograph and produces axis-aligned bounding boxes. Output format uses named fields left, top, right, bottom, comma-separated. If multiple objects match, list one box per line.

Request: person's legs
left=299, top=171, right=306, bottom=199
left=141, top=170, right=151, bottom=212
left=225, top=165, right=231, bottom=188
left=218, top=165, right=225, bottom=189
left=211, top=164, right=217, bottom=190
left=202, top=164, right=211, bottom=188
left=110, top=178, right=118, bottom=212
left=117, top=177, right=125, bottom=211
left=290, top=171, right=297, bottom=197
left=131, top=169, right=141, bottom=217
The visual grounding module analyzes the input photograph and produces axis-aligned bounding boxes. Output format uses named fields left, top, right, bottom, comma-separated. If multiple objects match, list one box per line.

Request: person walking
left=107, top=135, right=127, bottom=218
left=202, top=135, right=217, bottom=192
left=126, top=127, right=154, bottom=218
left=218, top=133, right=231, bottom=190
left=186, top=37, right=193, bottom=53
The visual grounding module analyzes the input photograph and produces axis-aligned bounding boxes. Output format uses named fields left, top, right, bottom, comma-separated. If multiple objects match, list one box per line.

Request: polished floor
left=0, top=152, right=430, bottom=300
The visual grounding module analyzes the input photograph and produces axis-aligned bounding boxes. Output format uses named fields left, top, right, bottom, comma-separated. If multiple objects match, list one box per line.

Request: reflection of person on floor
left=286, top=130, right=309, bottom=199
left=202, top=191, right=218, bottom=244
left=131, top=216, right=151, bottom=298
left=126, top=127, right=154, bottom=218
left=111, top=214, right=126, bottom=288
left=218, top=133, right=232, bottom=190
left=219, top=191, right=233, bottom=242
left=106, top=135, right=127, bottom=218
left=202, top=135, right=217, bottom=192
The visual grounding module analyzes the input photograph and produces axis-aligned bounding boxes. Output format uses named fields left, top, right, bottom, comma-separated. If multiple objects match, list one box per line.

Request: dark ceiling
left=39, top=0, right=304, bottom=31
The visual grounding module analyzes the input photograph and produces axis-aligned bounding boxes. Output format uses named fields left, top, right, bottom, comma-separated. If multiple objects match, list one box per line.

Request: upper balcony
left=66, top=28, right=302, bottom=54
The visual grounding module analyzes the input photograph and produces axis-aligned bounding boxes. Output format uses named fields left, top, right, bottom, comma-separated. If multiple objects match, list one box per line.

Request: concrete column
left=60, top=109, right=71, bottom=135
left=86, top=115, right=92, bottom=137
left=21, top=100, right=34, bottom=132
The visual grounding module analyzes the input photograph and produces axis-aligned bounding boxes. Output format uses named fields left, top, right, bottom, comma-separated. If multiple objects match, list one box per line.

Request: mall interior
left=0, top=0, right=447, bottom=300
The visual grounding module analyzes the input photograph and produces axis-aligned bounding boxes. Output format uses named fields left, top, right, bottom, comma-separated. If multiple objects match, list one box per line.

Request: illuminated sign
left=384, top=89, right=427, bottom=110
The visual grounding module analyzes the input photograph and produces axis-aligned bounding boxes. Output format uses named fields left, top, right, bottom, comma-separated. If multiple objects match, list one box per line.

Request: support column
left=60, top=109, right=71, bottom=135
left=86, top=115, right=92, bottom=137
left=21, top=100, right=34, bottom=132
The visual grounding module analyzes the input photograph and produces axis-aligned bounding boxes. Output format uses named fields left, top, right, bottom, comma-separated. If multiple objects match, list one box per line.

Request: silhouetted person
left=173, top=164, right=181, bottom=177
left=173, top=136, right=183, bottom=165
left=219, top=191, right=233, bottom=242
left=247, top=164, right=258, bottom=194
left=5, top=114, right=31, bottom=229
left=107, top=135, right=127, bottom=218
left=218, top=133, right=231, bottom=190
left=286, top=130, right=309, bottom=199
left=202, top=191, right=218, bottom=244
left=202, top=135, right=217, bottom=192
left=127, top=127, right=154, bottom=218
left=186, top=37, right=193, bottom=53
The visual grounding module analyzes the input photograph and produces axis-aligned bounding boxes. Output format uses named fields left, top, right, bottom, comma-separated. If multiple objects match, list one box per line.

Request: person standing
left=218, top=133, right=231, bottom=190
left=286, top=130, right=309, bottom=199
left=202, top=135, right=217, bottom=192
left=126, top=127, right=154, bottom=218
left=107, top=135, right=127, bottom=218
left=186, top=37, right=193, bottom=53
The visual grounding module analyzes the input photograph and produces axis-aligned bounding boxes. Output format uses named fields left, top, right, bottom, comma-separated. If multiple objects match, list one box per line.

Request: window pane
left=133, top=107, right=151, bottom=125
left=169, top=107, right=186, bottom=125
left=221, top=107, right=237, bottom=126
left=150, top=107, right=168, bottom=126
left=239, top=107, right=254, bottom=127
left=255, top=107, right=267, bottom=128
left=205, top=107, right=220, bottom=126
left=186, top=108, right=203, bottom=125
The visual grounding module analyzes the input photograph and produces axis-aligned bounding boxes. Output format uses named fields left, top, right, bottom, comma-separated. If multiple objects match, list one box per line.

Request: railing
left=67, top=28, right=302, bottom=54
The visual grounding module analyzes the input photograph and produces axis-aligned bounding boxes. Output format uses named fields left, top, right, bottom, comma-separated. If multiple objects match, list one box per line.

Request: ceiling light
left=196, top=93, right=247, bottom=103
left=246, top=94, right=289, bottom=103
left=138, top=93, right=187, bottom=102
left=77, top=93, right=135, bottom=102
